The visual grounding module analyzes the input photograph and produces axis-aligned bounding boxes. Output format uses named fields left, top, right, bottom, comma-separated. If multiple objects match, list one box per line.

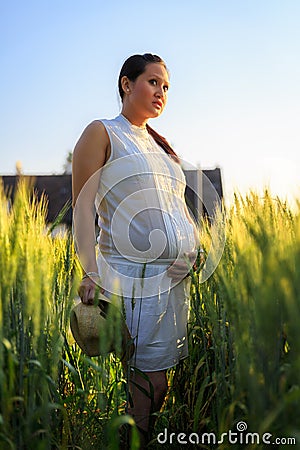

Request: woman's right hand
left=78, top=275, right=104, bottom=305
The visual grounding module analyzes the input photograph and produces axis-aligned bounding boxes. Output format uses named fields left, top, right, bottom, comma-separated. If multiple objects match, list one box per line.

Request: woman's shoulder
left=79, top=120, right=110, bottom=149
left=73, top=119, right=110, bottom=163
left=83, top=119, right=109, bottom=139
left=87, top=116, right=123, bottom=137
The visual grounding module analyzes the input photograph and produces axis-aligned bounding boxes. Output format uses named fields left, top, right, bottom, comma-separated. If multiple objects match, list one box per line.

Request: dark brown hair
left=118, top=53, right=179, bottom=163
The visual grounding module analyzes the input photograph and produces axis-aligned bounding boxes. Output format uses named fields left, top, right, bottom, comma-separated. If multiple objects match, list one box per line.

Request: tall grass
left=0, top=180, right=136, bottom=449
left=216, top=193, right=300, bottom=434
left=1, top=180, right=63, bottom=448
left=156, top=191, right=300, bottom=449
left=1, top=179, right=300, bottom=449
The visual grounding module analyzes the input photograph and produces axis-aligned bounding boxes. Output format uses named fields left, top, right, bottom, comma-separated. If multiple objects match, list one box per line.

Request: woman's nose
left=155, top=87, right=164, bottom=98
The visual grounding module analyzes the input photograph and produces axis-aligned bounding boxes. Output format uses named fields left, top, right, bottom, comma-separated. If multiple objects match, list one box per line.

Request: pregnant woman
left=72, top=53, right=199, bottom=447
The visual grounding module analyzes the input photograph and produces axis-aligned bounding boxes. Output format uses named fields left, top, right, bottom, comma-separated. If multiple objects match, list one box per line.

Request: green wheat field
left=0, top=179, right=299, bottom=449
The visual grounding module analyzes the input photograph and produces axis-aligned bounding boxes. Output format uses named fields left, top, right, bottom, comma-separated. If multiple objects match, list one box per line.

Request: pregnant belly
left=98, top=212, right=196, bottom=262
left=127, top=207, right=196, bottom=260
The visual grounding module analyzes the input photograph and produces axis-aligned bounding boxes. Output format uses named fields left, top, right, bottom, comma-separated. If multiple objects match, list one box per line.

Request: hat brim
left=70, top=294, right=135, bottom=361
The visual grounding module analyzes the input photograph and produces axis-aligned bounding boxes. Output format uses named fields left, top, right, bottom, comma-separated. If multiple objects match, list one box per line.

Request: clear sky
left=1, top=0, right=299, bottom=204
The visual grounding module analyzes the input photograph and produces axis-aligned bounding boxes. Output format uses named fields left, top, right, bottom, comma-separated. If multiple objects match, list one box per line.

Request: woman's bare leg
left=128, top=369, right=168, bottom=446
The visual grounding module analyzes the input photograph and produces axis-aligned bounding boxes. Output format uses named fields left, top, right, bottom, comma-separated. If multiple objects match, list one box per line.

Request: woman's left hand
left=167, top=251, right=197, bottom=282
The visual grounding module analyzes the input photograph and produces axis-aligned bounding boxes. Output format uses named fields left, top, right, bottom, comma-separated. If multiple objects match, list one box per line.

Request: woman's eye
left=149, top=79, right=169, bottom=92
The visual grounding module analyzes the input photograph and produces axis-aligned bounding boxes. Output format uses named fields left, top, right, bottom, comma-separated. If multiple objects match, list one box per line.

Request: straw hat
left=70, top=293, right=134, bottom=362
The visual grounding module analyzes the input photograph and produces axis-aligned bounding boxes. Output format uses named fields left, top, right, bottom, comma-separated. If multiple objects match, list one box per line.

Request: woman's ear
left=121, top=76, right=131, bottom=95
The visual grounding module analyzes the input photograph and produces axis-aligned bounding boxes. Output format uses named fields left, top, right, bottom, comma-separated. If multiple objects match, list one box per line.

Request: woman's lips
left=153, top=101, right=163, bottom=109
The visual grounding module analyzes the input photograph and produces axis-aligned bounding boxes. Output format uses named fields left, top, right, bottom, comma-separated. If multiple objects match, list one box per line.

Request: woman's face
left=127, top=63, right=170, bottom=120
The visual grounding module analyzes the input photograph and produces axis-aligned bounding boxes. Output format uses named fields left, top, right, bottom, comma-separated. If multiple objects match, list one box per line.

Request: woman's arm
left=72, top=120, right=110, bottom=304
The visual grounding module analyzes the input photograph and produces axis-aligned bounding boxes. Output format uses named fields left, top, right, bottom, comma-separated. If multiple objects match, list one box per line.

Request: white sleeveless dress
left=96, top=114, right=197, bottom=371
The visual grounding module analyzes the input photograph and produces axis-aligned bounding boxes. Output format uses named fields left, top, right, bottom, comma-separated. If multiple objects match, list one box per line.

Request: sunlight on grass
left=0, top=178, right=299, bottom=449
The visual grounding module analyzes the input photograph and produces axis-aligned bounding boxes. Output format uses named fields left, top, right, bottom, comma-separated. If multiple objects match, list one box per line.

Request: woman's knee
left=147, top=371, right=168, bottom=406
left=157, top=373, right=168, bottom=397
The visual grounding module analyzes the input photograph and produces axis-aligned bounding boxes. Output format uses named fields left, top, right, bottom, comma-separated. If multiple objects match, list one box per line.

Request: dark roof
left=1, top=175, right=72, bottom=225
left=1, top=169, right=223, bottom=225
left=184, top=167, right=223, bottom=223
